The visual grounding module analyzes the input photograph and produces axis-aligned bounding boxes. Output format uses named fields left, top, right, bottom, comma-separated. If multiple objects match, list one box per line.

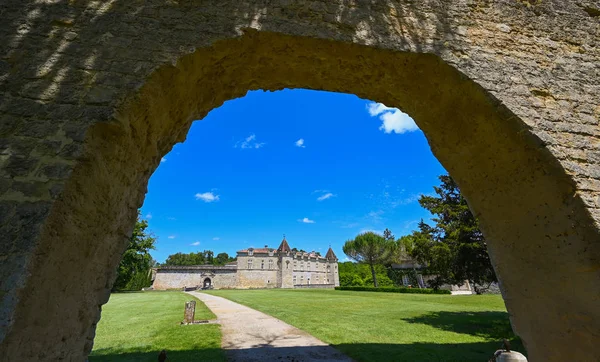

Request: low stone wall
left=153, top=268, right=237, bottom=290
left=293, top=284, right=336, bottom=289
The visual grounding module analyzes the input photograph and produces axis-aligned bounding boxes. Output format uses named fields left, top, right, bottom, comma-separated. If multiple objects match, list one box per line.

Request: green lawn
left=207, top=289, right=524, bottom=362
left=89, top=291, right=225, bottom=362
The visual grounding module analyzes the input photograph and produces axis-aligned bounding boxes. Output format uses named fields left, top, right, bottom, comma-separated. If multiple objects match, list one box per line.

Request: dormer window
left=248, top=248, right=254, bottom=256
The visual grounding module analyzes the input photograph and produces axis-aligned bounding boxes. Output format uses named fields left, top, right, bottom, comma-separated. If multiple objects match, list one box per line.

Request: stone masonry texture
left=0, top=0, right=599, bottom=361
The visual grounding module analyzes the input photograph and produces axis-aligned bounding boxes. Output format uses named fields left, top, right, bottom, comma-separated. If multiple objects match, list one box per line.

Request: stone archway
left=0, top=1, right=598, bottom=361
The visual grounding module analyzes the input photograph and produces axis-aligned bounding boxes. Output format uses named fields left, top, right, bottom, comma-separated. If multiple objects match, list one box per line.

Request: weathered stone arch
left=0, top=1, right=598, bottom=361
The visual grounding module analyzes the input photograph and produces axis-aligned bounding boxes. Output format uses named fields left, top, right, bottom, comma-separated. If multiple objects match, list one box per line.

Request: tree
left=383, top=228, right=395, bottom=241
left=338, top=262, right=394, bottom=287
left=214, top=252, right=230, bottom=265
left=164, top=251, right=236, bottom=266
left=343, top=232, right=395, bottom=287
left=113, top=212, right=156, bottom=291
left=407, top=175, right=497, bottom=293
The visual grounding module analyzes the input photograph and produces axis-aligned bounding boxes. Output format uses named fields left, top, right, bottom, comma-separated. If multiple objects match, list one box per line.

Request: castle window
left=261, top=260, right=265, bottom=269
left=300, top=262, right=304, bottom=271
left=293, top=275, right=297, bottom=284
left=294, top=261, right=297, bottom=269
left=316, top=275, right=319, bottom=282
left=301, top=276, right=304, bottom=284
left=308, top=262, right=311, bottom=271
left=286, top=260, right=289, bottom=269
left=307, top=278, right=310, bottom=285
left=269, top=259, right=273, bottom=269
left=248, top=259, right=253, bottom=269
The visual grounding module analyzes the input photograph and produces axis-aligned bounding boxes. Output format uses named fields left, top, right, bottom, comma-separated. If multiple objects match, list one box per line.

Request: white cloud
left=213, top=237, right=220, bottom=241
left=191, top=241, right=200, bottom=246
left=295, top=138, right=305, bottom=148
left=195, top=192, right=220, bottom=203
left=161, top=157, right=167, bottom=163
left=367, top=210, right=384, bottom=222
left=145, top=213, right=152, bottom=219
left=235, top=134, right=265, bottom=149
left=390, top=194, right=421, bottom=207
left=367, top=102, right=419, bottom=134
left=367, top=103, right=395, bottom=116
left=168, top=235, right=176, bottom=239
left=317, top=192, right=335, bottom=201
left=299, top=217, right=315, bottom=224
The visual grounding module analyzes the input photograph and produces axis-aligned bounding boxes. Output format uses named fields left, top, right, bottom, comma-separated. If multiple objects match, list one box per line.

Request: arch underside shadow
left=4, top=31, right=598, bottom=361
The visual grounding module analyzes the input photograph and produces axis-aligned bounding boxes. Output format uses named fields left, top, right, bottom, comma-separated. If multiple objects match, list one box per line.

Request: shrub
left=334, top=286, right=451, bottom=294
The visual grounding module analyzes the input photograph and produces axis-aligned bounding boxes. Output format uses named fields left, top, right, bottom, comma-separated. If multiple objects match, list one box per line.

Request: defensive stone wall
left=237, top=269, right=279, bottom=289
left=153, top=268, right=238, bottom=290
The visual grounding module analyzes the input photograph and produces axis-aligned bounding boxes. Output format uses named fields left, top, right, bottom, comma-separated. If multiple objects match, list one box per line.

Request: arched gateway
left=0, top=1, right=598, bottom=360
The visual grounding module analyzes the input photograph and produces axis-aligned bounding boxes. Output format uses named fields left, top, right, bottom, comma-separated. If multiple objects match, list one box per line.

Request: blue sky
left=140, top=89, right=447, bottom=263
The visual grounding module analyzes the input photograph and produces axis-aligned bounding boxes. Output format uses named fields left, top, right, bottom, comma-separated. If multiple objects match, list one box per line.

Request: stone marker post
left=183, top=301, right=196, bottom=324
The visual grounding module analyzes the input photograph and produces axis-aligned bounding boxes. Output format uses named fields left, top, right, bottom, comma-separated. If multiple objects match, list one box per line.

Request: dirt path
left=188, top=291, right=353, bottom=362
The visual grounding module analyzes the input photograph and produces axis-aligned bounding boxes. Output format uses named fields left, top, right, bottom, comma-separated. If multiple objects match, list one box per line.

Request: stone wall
left=237, top=270, right=279, bottom=289
left=293, top=270, right=330, bottom=285
left=0, top=1, right=599, bottom=360
left=152, top=269, right=238, bottom=290
left=279, top=256, right=294, bottom=288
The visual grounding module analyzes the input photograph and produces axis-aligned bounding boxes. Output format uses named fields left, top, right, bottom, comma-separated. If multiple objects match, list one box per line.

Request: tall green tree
left=343, top=232, right=395, bottom=287
left=113, top=213, right=156, bottom=291
left=408, top=175, right=497, bottom=293
left=338, top=262, right=394, bottom=287
left=383, top=228, right=395, bottom=241
left=164, top=251, right=236, bottom=266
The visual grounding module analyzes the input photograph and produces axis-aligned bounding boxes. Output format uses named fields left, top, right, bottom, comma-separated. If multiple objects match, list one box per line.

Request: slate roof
left=238, top=248, right=272, bottom=254
left=277, top=238, right=292, bottom=253
left=325, top=247, right=338, bottom=260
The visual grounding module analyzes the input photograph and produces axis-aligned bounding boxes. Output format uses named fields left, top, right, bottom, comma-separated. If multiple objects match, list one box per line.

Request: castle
left=152, top=238, right=340, bottom=290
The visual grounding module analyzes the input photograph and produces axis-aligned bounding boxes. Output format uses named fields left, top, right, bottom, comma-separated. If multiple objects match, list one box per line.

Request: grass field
left=89, top=291, right=225, bottom=362
left=207, top=289, right=524, bottom=362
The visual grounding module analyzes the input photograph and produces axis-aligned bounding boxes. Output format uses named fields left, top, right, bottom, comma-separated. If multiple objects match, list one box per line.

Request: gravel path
left=188, top=291, right=353, bottom=362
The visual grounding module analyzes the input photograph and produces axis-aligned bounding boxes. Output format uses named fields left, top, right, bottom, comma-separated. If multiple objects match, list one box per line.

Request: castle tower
left=277, top=237, right=294, bottom=288
left=325, top=246, right=340, bottom=286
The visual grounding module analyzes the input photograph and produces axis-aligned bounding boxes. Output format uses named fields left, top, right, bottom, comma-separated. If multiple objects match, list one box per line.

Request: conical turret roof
left=325, top=247, right=337, bottom=261
left=277, top=237, right=292, bottom=253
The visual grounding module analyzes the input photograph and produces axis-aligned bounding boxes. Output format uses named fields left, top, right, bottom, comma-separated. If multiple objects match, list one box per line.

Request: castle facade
left=152, top=238, right=340, bottom=290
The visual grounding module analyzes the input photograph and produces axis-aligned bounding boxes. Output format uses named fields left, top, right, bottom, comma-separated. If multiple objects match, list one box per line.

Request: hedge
left=334, top=286, right=451, bottom=295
